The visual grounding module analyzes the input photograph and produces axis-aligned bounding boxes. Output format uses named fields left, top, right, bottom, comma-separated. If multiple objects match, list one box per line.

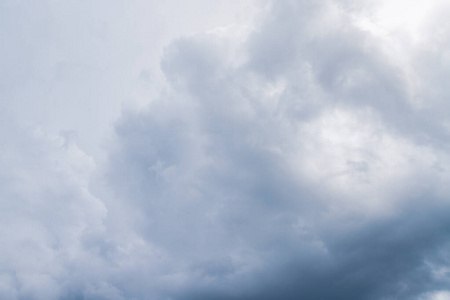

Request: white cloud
left=0, top=119, right=108, bottom=299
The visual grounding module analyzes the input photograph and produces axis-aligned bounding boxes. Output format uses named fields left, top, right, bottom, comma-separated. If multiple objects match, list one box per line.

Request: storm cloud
left=2, top=0, right=450, bottom=299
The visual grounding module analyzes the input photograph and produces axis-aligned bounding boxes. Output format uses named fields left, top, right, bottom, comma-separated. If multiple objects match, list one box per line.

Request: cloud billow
left=2, top=0, right=450, bottom=299
left=103, top=1, right=450, bottom=299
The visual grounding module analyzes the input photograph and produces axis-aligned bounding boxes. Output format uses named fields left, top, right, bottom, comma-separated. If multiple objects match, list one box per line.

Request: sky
left=2, top=0, right=450, bottom=299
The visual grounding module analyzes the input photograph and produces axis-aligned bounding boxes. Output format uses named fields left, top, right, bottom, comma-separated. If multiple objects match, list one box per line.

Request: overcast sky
left=2, top=0, right=450, bottom=299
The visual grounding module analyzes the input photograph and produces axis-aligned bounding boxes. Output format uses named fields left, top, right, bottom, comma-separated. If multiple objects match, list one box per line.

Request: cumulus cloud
left=3, top=0, right=450, bottom=299
left=103, top=0, right=450, bottom=299
left=0, top=118, right=110, bottom=299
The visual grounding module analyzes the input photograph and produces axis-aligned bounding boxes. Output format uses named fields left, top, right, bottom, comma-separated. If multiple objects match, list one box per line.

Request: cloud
left=102, top=0, right=450, bottom=299
left=2, top=0, right=450, bottom=299
left=0, top=117, right=112, bottom=299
